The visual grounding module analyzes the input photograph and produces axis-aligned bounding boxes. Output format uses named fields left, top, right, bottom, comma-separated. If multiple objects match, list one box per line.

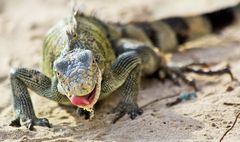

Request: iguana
left=9, top=3, right=239, bottom=130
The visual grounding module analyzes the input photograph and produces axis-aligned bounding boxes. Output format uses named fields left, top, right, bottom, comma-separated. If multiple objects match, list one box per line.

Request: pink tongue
left=70, top=95, right=90, bottom=106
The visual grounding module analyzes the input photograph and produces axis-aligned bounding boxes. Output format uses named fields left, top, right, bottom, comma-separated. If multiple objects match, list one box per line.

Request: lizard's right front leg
left=9, top=68, right=69, bottom=130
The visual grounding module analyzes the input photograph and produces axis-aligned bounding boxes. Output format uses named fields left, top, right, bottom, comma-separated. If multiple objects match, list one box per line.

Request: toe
left=113, top=111, right=126, bottom=124
left=128, top=108, right=143, bottom=120
left=129, top=111, right=138, bottom=120
left=112, top=104, right=124, bottom=114
left=137, top=108, right=143, bottom=115
left=35, top=118, right=51, bottom=128
left=9, top=118, right=21, bottom=127
left=23, top=119, right=35, bottom=131
left=76, top=107, right=85, bottom=116
left=76, top=108, right=91, bottom=120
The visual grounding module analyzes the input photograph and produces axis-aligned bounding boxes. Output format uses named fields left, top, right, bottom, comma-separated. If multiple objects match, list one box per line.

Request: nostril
left=56, top=72, right=60, bottom=76
left=66, top=87, right=70, bottom=92
left=78, top=50, right=93, bottom=65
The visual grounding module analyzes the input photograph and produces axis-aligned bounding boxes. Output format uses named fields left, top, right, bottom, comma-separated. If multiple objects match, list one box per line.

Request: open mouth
left=66, top=68, right=102, bottom=112
left=70, top=86, right=97, bottom=106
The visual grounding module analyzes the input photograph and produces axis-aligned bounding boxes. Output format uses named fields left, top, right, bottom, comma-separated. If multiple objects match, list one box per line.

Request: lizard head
left=53, top=48, right=102, bottom=112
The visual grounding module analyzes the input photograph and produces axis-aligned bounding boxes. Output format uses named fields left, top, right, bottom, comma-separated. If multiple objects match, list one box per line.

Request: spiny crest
left=65, top=9, right=86, bottom=51
left=66, top=26, right=77, bottom=41
left=74, top=9, right=85, bottom=19
left=68, top=9, right=84, bottom=31
left=69, top=9, right=84, bottom=33
left=66, top=27, right=81, bottom=50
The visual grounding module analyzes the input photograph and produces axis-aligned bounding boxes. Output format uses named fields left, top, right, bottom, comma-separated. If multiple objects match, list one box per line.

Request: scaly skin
left=9, top=4, right=239, bottom=130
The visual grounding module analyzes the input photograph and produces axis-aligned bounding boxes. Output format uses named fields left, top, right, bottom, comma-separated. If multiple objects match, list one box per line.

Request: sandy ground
left=1, top=0, right=240, bottom=141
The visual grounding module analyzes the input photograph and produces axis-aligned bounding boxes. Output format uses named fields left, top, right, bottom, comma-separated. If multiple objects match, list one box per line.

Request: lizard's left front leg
left=112, top=64, right=143, bottom=121
left=100, top=51, right=143, bottom=121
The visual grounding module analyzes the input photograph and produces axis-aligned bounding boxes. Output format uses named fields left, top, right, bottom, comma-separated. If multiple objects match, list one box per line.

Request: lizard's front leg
left=112, top=65, right=143, bottom=122
left=9, top=68, right=69, bottom=130
left=100, top=51, right=143, bottom=121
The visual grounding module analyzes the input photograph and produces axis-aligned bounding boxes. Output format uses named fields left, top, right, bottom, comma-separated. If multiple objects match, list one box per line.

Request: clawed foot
left=9, top=118, right=21, bottom=127
left=10, top=117, right=51, bottom=131
left=76, top=107, right=94, bottom=120
left=157, top=62, right=234, bottom=90
left=112, top=102, right=143, bottom=123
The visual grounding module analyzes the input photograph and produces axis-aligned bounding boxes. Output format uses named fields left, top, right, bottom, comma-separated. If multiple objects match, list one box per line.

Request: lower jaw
left=82, top=83, right=101, bottom=112
left=71, top=69, right=102, bottom=111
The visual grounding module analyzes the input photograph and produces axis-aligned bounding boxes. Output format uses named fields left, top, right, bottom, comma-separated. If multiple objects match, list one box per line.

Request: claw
left=76, top=107, right=85, bottom=116
left=185, top=62, right=211, bottom=68
left=76, top=107, right=91, bottom=120
left=157, top=62, right=234, bottom=90
left=137, top=108, right=143, bottom=115
left=129, top=112, right=137, bottom=120
left=113, top=111, right=126, bottom=124
left=35, top=118, right=51, bottom=128
left=22, top=118, right=51, bottom=131
left=128, top=108, right=143, bottom=120
left=158, top=65, right=197, bottom=90
left=23, top=119, right=35, bottom=131
left=183, top=63, right=235, bottom=81
left=9, top=118, right=21, bottom=127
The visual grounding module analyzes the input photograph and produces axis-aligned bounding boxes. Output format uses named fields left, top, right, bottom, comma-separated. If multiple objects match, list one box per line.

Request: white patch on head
left=57, top=82, right=67, bottom=95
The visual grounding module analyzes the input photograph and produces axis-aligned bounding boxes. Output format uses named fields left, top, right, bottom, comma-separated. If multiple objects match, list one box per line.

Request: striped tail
left=110, top=3, right=240, bottom=52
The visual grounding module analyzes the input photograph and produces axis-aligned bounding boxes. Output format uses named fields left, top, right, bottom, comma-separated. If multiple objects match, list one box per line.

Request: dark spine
left=133, top=22, right=158, bottom=46
left=204, top=6, right=236, bottom=32
left=161, top=17, right=189, bottom=44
